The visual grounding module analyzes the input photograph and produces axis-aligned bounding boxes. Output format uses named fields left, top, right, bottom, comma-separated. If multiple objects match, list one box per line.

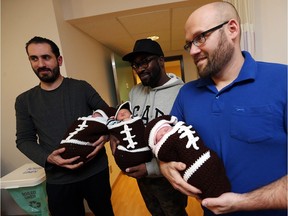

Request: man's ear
left=158, top=56, right=165, bottom=67
left=58, top=56, right=63, bottom=66
left=226, top=19, right=240, bottom=40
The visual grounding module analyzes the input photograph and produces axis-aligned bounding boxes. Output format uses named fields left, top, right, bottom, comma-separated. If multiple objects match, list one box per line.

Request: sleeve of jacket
left=145, top=157, right=162, bottom=177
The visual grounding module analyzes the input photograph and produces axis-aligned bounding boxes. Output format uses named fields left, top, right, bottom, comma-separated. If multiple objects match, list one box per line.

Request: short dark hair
left=25, top=36, right=60, bottom=58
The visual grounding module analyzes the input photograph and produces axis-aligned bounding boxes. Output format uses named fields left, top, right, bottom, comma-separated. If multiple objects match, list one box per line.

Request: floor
left=109, top=173, right=203, bottom=216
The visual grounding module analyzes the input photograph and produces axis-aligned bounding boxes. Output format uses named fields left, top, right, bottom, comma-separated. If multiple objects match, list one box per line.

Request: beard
left=197, top=31, right=234, bottom=78
left=34, top=65, right=60, bottom=83
left=140, top=61, right=162, bottom=88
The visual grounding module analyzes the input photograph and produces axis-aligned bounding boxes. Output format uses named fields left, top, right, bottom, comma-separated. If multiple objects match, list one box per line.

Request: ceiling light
left=147, top=36, right=159, bottom=41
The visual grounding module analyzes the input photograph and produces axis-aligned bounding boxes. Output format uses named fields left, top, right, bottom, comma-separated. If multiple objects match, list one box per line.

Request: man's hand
left=48, top=135, right=109, bottom=169
left=125, top=163, right=148, bottom=179
left=202, top=192, right=242, bottom=214
left=109, top=134, right=119, bottom=155
left=202, top=175, right=288, bottom=214
left=86, top=135, right=109, bottom=159
left=159, top=161, right=201, bottom=197
left=47, top=147, right=83, bottom=169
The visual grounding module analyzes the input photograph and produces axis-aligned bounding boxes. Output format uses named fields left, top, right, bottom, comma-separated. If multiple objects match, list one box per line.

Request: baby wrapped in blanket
left=107, top=101, right=153, bottom=171
left=145, top=115, right=231, bottom=199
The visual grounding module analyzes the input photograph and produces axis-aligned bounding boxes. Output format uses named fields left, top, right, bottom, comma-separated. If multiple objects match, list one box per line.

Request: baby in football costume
left=59, top=107, right=116, bottom=164
left=145, top=115, right=231, bottom=199
left=108, top=101, right=152, bottom=171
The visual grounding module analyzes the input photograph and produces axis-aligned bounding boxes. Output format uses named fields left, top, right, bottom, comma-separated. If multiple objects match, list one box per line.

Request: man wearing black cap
left=111, top=38, right=188, bottom=215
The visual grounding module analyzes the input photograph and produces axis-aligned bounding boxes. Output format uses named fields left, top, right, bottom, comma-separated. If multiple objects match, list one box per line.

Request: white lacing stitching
left=120, top=124, right=138, bottom=149
left=177, top=122, right=200, bottom=150
left=65, top=120, right=89, bottom=141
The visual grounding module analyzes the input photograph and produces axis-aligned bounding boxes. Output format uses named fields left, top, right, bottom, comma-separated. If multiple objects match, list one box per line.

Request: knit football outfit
left=59, top=107, right=116, bottom=163
left=108, top=101, right=152, bottom=171
left=145, top=115, right=231, bottom=199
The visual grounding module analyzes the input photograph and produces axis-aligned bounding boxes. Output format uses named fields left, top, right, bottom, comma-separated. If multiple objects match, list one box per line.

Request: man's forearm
left=239, top=175, right=287, bottom=210
left=17, top=141, right=48, bottom=167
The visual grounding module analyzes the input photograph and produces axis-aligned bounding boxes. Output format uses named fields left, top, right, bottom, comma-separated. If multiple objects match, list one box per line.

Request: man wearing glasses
left=110, top=38, right=187, bottom=215
left=160, top=2, right=287, bottom=216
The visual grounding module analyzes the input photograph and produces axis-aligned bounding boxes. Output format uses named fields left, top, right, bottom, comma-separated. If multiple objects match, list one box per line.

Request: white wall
left=254, top=0, right=287, bottom=64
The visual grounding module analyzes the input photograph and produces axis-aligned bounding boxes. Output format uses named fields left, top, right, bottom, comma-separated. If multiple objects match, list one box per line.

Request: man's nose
left=134, top=66, right=145, bottom=74
left=37, top=58, right=46, bottom=67
left=190, top=43, right=201, bottom=56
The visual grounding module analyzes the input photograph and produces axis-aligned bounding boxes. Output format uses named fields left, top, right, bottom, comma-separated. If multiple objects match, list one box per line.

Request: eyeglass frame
left=184, top=21, right=229, bottom=51
left=131, top=55, right=159, bottom=71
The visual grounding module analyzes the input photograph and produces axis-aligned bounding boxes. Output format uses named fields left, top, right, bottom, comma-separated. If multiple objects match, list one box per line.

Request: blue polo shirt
left=171, top=51, right=287, bottom=216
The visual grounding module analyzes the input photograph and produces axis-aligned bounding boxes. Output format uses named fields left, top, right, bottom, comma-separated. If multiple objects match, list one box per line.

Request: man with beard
left=15, top=36, right=114, bottom=216
left=159, top=2, right=287, bottom=216
left=110, top=38, right=188, bottom=215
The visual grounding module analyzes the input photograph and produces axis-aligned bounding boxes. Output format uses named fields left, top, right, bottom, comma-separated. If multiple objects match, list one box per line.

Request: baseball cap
left=122, top=39, right=164, bottom=62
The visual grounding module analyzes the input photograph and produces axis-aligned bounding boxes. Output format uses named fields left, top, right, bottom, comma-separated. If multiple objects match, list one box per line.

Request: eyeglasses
left=131, top=56, right=158, bottom=71
left=184, top=21, right=229, bottom=51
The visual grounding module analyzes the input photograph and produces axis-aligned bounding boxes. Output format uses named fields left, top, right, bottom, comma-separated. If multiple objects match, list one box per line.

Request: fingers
left=109, top=135, right=120, bottom=155
left=159, top=161, right=201, bottom=196
left=125, top=164, right=148, bottom=178
left=64, top=161, right=83, bottom=170
left=47, top=148, right=83, bottom=169
left=91, top=135, right=109, bottom=146
left=53, top=147, right=66, bottom=154
left=86, top=135, right=109, bottom=159
left=201, top=192, right=240, bottom=214
left=49, top=136, right=108, bottom=170
left=47, top=148, right=64, bottom=164
left=87, top=142, right=104, bottom=158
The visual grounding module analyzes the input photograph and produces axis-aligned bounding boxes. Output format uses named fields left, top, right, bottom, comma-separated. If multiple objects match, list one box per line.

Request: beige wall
left=1, top=0, right=287, bottom=215
left=60, top=0, right=186, bottom=20
left=254, top=0, right=287, bottom=64
left=53, top=0, right=118, bottom=106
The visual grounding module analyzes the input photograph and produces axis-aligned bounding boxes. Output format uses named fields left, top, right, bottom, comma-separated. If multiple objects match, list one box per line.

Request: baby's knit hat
left=114, top=101, right=132, bottom=119
left=93, top=106, right=117, bottom=119
left=153, top=123, right=171, bottom=144
left=144, top=115, right=178, bottom=148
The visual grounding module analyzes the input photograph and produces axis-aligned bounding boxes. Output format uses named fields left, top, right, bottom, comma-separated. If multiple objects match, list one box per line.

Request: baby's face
left=117, top=109, right=131, bottom=121
left=155, top=125, right=172, bottom=144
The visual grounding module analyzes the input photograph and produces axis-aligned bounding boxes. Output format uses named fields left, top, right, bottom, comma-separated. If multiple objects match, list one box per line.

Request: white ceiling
left=66, top=0, right=217, bottom=57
